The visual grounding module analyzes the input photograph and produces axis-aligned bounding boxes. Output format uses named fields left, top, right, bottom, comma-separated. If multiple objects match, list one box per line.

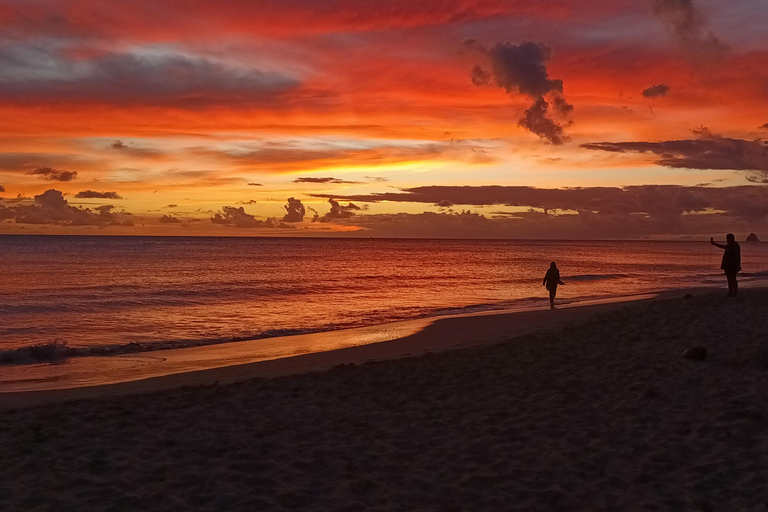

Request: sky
left=0, top=0, right=767, bottom=239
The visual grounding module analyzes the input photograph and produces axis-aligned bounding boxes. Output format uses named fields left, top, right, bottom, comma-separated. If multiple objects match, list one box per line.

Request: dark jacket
left=543, top=268, right=562, bottom=290
left=721, top=241, right=741, bottom=273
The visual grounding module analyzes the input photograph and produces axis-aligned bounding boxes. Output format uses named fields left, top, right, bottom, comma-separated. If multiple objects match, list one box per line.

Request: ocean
left=2, top=236, right=767, bottom=364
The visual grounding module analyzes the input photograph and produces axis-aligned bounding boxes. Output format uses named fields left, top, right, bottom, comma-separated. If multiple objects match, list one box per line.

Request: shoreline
left=2, top=287, right=767, bottom=509
left=0, top=286, right=727, bottom=409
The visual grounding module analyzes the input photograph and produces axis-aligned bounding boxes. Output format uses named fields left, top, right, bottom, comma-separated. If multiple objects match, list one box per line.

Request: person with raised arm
left=710, top=233, right=741, bottom=297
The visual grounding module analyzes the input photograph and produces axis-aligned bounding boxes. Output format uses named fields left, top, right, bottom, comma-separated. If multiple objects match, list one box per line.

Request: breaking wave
left=0, top=294, right=603, bottom=366
left=566, top=274, right=629, bottom=282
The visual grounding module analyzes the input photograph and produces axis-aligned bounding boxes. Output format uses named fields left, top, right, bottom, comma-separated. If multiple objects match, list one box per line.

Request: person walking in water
left=711, top=233, right=741, bottom=297
left=542, top=261, right=565, bottom=309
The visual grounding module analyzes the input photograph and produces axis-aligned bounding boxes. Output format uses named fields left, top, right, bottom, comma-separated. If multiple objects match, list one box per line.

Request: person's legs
left=549, top=288, right=556, bottom=308
left=726, top=272, right=738, bottom=296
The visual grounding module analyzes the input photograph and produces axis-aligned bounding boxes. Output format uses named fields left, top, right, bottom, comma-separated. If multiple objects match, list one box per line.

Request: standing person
left=542, top=261, right=565, bottom=309
left=710, top=233, right=741, bottom=297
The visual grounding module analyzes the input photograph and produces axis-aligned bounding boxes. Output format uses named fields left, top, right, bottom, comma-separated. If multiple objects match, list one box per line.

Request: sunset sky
left=1, top=0, right=767, bottom=238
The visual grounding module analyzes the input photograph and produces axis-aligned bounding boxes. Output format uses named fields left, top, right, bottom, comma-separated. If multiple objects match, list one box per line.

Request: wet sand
left=0, top=293, right=654, bottom=404
left=1, top=288, right=767, bottom=510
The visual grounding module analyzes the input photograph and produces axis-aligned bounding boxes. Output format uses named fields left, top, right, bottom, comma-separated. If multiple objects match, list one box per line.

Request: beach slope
left=1, top=289, right=767, bottom=510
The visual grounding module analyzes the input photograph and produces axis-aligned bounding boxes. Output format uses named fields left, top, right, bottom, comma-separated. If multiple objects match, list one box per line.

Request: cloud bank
left=211, top=206, right=291, bottom=228
left=27, top=167, right=78, bottom=181
left=581, top=137, right=768, bottom=180
left=293, top=177, right=362, bottom=184
left=0, top=46, right=300, bottom=107
left=3, top=189, right=133, bottom=226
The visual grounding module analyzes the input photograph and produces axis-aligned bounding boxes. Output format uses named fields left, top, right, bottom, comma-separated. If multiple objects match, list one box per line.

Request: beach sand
left=1, top=289, right=767, bottom=511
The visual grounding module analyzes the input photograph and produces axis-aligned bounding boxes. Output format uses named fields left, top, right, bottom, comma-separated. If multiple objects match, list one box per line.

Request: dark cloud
left=282, top=197, right=306, bottom=222
left=293, top=177, right=362, bottom=184
left=235, top=199, right=258, bottom=205
left=471, top=41, right=563, bottom=97
left=311, top=184, right=768, bottom=222
left=317, top=197, right=362, bottom=222
left=0, top=203, right=12, bottom=220
left=0, top=185, right=5, bottom=192
left=365, top=176, right=389, bottom=183
left=10, top=189, right=133, bottom=226
left=164, top=204, right=178, bottom=208
left=112, top=140, right=127, bottom=150
left=211, top=206, right=291, bottom=228
left=435, top=199, right=455, bottom=208
left=347, top=208, right=766, bottom=240
left=311, top=184, right=768, bottom=239
left=75, top=190, right=123, bottom=199
left=469, top=40, right=572, bottom=144
left=0, top=152, right=88, bottom=172
left=642, top=84, right=670, bottom=98
left=652, top=0, right=729, bottom=61
left=0, top=46, right=299, bottom=106
left=159, top=214, right=181, bottom=224
left=759, top=123, right=768, bottom=130
left=27, top=167, right=78, bottom=181
left=581, top=137, right=768, bottom=179
left=247, top=182, right=263, bottom=186
left=519, top=97, right=568, bottom=146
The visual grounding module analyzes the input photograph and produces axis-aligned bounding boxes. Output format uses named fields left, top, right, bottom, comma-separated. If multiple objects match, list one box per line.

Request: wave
left=566, top=274, right=629, bottom=282
left=0, top=294, right=603, bottom=366
left=697, top=270, right=768, bottom=284
left=740, top=270, right=768, bottom=279
left=0, top=340, right=71, bottom=365
left=0, top=329, right=325, bottom=366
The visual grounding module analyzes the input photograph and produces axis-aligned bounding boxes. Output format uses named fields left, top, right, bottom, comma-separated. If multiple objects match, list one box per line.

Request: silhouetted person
left=543, top=261, right=565, bottom=309
left=711, top=233, right=741, bottom=297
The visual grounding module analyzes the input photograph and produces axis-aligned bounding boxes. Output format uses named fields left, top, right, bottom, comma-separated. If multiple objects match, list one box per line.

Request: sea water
left=2, top=236, right=767, bottom=363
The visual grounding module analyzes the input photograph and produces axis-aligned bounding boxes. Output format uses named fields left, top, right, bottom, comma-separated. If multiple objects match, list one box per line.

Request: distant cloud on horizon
left=5, top=189, right=134, bottom=226
left=282, top=197, right=306, bottom=222
left=311, top=184, right=768, bottom=222
left=211, top=206, right=292, bottom=229
left=293, top=177, right=362, bottom=184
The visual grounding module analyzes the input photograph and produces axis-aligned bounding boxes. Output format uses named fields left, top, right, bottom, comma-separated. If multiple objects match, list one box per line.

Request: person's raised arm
left=710, top=237, right=726, bottom=249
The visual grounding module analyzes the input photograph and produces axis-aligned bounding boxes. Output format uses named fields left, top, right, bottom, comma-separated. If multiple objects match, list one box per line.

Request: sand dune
left=1, top=289, right=767, bottom=511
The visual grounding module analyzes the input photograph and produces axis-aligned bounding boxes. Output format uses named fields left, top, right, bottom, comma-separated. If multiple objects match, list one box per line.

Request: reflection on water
left=2, top=236, right=768, bottom=359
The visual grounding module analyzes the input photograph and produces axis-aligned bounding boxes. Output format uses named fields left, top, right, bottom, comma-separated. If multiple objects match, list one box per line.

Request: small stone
left=683, top=346, right=707, bottom=360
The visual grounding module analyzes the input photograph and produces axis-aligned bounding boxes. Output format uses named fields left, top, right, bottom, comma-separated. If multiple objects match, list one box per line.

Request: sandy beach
left=1, top=288, right=767, bottom=511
